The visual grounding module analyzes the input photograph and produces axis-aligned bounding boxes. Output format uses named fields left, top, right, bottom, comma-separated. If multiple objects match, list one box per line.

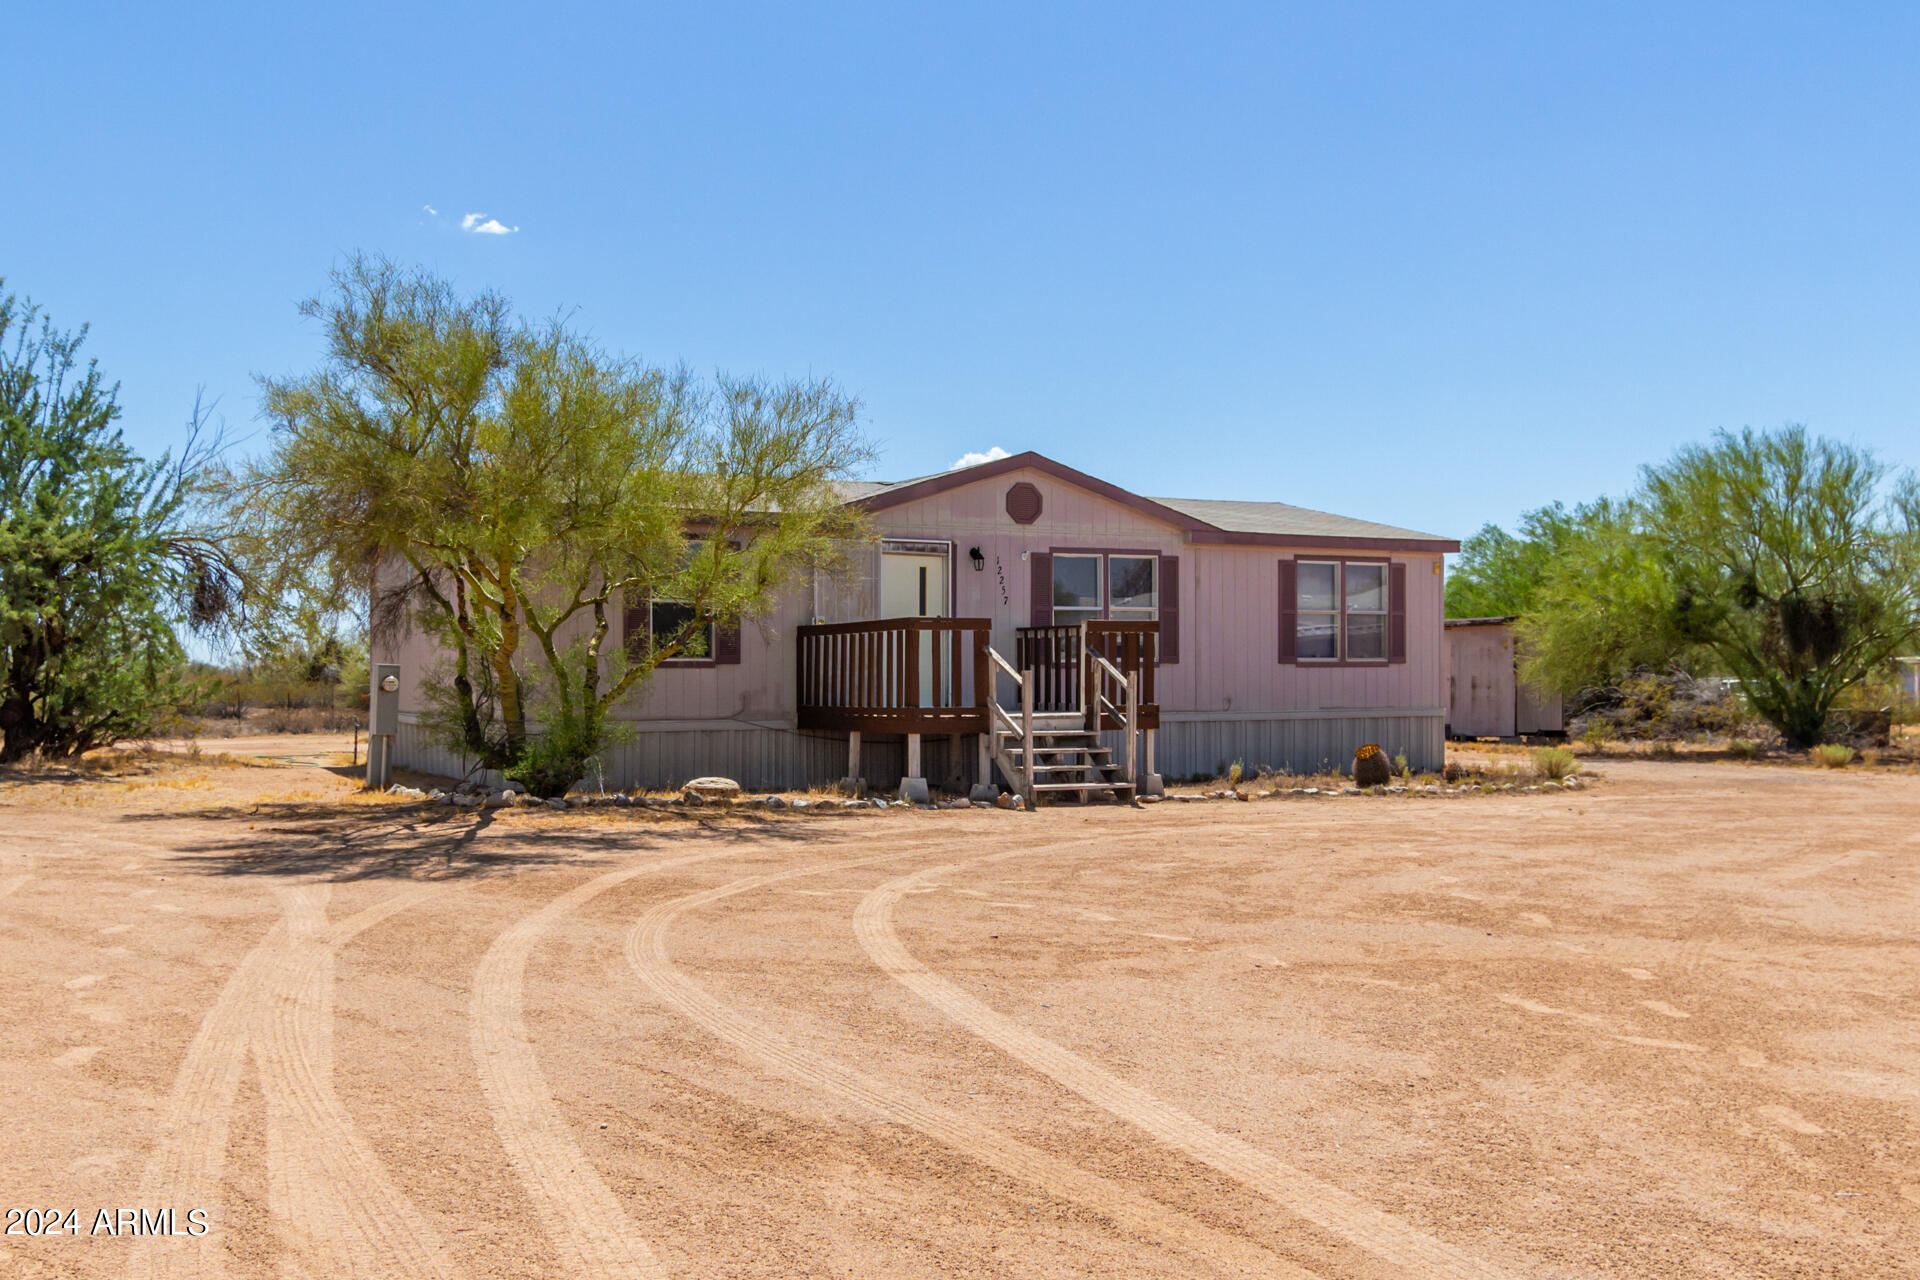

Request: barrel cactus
left=1352, top=742, right=1392, bottom=788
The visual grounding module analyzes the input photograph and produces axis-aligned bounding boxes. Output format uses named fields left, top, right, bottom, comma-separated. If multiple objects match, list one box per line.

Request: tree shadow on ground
left=109, top=794, right=857, bottom=883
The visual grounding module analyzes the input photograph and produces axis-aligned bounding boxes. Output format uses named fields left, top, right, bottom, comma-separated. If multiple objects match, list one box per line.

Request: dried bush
left=1532, top=747, right=1579, bottom=779
left=1727, top=738, right=1760, bottom=759
left=1810, top=743, right=1855, bottom=769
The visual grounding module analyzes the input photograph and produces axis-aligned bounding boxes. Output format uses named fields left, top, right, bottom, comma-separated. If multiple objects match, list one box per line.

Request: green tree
left=1638, top=427, right=1920, bottom=746
left=0, top=284, right=236, bottom=761
left=1446, top=502, right=1596, bottom=618
left=1516, top=498, right=1693, bottom=694
left=227, top=257, right=870, bottom=794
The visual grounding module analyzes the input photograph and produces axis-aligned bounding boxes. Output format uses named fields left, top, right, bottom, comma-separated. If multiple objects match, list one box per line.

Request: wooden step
left=1003, top=745, right=1112, bottom=759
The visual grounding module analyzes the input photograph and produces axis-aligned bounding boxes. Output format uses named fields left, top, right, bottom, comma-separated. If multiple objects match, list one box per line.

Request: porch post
left=1020, top=669, right=1035, bottom=805
left=846, top=730, right=862, bottom=787
left=976, top=733, right=992, bottom=791
left=899, top=731, right=928, bottom=804
left=1124, top=673, right=1139, bottom=786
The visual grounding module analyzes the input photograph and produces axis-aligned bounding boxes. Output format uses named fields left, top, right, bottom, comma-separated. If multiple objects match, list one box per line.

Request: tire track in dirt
left=623, top=843, right=1318, bottom=1279
left=470, top=851, right=737, bottom=1280
left=255, top=884, right=460, bottom=1278
left=856, top=857, right=1523, bottom=1280
left=0, top=845, right=29, bottom=900
left=130, top=882, right=446, bottom=1280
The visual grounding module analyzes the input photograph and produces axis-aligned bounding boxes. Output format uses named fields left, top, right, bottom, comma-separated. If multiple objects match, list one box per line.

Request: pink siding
left=373, top=464, right=1448, bottom=726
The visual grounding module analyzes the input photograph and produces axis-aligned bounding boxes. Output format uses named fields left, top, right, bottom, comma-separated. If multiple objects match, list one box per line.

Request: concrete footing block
left=968, top=782, right=1001, bottom=803
left=1137, top=772, right=1165, bottom=797
left=897, top=776, right=930, bottom=804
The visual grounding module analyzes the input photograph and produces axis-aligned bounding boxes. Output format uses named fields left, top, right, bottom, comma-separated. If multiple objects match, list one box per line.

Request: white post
left=1020, top=670, right=1035, bottom=803
left=1145, top=728, right=1157, bottom=776
left=1125, top=675, right=1139, bottom=785
left=906, top=732, right=921, bottom=780
left=977, top=732, right=992, bottom=788
left=848, top=730, right=862, bottom=781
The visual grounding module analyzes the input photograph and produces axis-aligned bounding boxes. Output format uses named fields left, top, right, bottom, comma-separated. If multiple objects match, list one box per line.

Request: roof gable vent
left=1005, top=481, right=1042, bottom=524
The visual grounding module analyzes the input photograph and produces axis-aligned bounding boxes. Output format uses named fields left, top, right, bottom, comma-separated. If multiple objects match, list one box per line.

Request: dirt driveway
left=1, top=750, right=1915, bottom=1278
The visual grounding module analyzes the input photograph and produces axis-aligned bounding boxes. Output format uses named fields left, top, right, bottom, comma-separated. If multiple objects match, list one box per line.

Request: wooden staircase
left=991, top=711, right=1137, bottom=806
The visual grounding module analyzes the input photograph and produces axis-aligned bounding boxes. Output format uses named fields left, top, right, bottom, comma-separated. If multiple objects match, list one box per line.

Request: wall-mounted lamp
left=969, top=546, right=985, bottom=572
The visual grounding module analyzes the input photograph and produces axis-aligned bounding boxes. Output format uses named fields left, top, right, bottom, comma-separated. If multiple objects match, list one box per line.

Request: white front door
left=880, top=550, right=949, bottom=706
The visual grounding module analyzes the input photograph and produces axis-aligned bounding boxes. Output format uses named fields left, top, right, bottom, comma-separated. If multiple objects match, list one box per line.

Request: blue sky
left=7, top=2, right=1918, bottom=543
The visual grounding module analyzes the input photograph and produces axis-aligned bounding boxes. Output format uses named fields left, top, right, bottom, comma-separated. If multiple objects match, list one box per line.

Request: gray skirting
left=392, top=711, right=1444, bottom=791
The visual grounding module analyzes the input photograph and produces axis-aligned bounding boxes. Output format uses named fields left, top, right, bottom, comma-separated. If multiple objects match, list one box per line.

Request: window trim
left=642, top=597, right=719, bottom=668
left=1048, top=546, right=1160, bottom=623
left=1292, top=555, right=1392, bottom=667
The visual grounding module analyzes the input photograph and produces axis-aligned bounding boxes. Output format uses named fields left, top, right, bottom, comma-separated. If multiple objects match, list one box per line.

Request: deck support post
left=1125, top=675, right=1139, bottom=786
left=1139, top=727, right=1164, bottom=797
left=1020, top=669, right=1036, bottom=805
left=976, top=733, right=992, bottom=791
left=839, top=730, right=864, bottom=795
left=899, top=732, right=928, bottom=804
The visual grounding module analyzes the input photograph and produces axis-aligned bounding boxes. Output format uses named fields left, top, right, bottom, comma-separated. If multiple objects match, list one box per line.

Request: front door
left=880, top=549, right=949, bottom=706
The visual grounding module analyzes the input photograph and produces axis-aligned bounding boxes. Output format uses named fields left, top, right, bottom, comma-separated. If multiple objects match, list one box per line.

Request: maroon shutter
left=624, top=601, right=648, bottom=659
left=1277, top=560, right=1298, bottom=663
left=714, top=620, right=742, bottom=664
left=1029, top=551, right=1052, bottom=626
left=1157, top=554, right=1179, bottom=664
left=1388, top=561, right=1407, bottom=664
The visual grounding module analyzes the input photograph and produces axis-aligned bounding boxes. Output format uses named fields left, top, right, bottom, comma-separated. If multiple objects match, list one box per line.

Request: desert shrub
left=1392, top=752, right=1410, bottom=778
left=1227, top=760, right=1244, bottom=787
left=1442, top=761, right=1465, bottom=783
left=1810, top=743, right=1855, bottom=769
left=1650, top=741, right=1678, bottom=758
left=1579, top=718, right=1616, bottom=750
left=1727, top=738, right=1760, bottom=759
left=1532, top=747, right=1579, bottom=779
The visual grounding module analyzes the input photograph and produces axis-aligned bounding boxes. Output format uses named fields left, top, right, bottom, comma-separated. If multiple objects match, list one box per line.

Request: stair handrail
left=1085, top=646, right=1139, bottom=785
left=984, top=644, right=1036, bottom=803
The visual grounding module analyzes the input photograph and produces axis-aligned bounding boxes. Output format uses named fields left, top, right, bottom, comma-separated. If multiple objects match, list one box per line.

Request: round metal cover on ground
left=1005, top=481, right=1042, bottom=524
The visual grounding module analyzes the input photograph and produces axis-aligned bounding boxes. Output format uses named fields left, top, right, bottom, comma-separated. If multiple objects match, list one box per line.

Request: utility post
left=367, top=664, right=399, bottom=789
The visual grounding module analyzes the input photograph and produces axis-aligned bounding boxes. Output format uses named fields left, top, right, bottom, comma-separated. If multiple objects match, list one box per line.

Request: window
left=1297, top=562, right=1340, bottom=660
left=1344, top=563, right=1387, bottom=660
left=1296, top=560, right=1388, bottom=662
left=1052, top=552, right=1157, bottom=626
left=646, top=599, right=714, bottom=662
left=1052, top=554, right=1104, bottom=629
left=1108, top=555, right=1157, bottom=621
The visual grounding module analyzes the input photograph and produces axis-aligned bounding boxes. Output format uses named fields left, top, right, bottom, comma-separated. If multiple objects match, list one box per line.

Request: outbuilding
left=1444, top=616, right=1564, bottom=739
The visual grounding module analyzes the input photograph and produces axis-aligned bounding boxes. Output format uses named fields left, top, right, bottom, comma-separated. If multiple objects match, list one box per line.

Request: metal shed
left=1444, top=617, right=1563, bottom=738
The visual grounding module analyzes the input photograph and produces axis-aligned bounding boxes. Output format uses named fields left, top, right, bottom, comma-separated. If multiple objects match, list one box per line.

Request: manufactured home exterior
left=375, top=451, right=1457, bottom=791
left=1443, top=616, right=1564, bottom=738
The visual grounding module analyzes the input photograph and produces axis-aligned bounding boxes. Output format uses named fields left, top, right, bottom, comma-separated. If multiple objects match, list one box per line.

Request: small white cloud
left=950, top=445, right=1011, bottom=470
left=460, top=212, right=518, bottom=235
left=423, top=203, right=438, bottom=216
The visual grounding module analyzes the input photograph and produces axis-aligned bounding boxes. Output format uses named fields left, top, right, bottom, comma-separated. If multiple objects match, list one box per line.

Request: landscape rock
left=993, top=793, right=1015, bottom=809
left=683, top=776, right=742, bottom=801
left=969, top=783, right=1001, bottom=804
left=544, top=797, right=568, bottom=810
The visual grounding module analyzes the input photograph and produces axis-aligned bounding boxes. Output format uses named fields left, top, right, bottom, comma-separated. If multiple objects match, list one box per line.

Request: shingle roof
left=1145, top=496, right=1449, bottom=545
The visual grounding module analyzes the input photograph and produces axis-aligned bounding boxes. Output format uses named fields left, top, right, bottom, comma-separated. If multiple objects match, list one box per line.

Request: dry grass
left=1810, top=743, right=1856, bottom=769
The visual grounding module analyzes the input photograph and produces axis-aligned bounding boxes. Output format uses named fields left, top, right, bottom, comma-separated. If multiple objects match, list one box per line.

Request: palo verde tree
left=229, top=256, right=871, bottom=794
left=0, top=283, right=238, bottom=761
left=1639, top=427, right=1920, bottom=746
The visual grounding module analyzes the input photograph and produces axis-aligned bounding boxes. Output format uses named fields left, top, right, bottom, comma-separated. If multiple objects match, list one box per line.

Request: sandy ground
left=1, top=745, right=1915, bottom=1279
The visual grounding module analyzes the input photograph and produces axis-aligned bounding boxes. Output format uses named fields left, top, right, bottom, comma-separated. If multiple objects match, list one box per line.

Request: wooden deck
left=795, top=617, right=993, bottom=734
left=798, top=617, right=1159, bottom=738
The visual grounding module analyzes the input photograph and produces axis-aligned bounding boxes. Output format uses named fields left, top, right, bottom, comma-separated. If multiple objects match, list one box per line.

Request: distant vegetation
left=1449, top=427, right=1920, bottom=747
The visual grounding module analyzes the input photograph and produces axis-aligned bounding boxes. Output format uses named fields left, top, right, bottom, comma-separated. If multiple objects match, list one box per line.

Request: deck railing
left=1014, top=621, right=1159, bottom=729
left=796, top=617, right=993, bottom=733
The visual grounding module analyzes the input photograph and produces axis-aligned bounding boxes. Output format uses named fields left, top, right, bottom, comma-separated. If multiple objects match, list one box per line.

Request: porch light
left=969, top=546, right=985, bottom=571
